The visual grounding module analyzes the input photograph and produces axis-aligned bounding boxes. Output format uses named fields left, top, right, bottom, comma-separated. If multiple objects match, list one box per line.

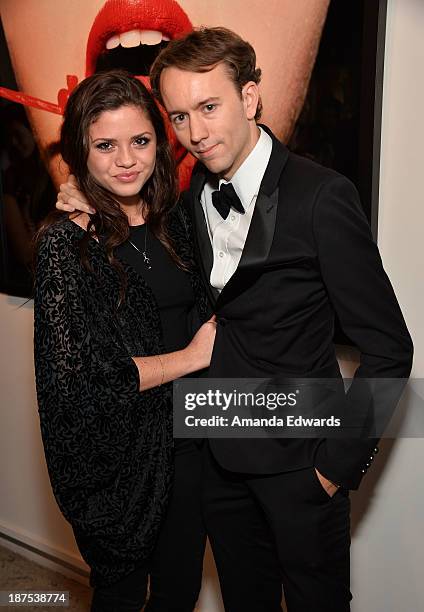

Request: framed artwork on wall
left=0, top=0, right=387, bottom=298
left=288, top=0, right=387, bottom=238
left=286, top=0, right=388, bottom=345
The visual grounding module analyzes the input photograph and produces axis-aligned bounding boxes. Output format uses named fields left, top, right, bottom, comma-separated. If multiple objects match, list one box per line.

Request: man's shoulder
left=277, top=150, right=359, bottom=211
left=260, top=125, right=355, bottom=196
left=284, top=150, right=347, bottom=187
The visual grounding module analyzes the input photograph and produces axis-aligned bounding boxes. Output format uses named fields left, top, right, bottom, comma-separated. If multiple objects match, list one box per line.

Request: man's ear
left=242, top=81, right=260, bottom=120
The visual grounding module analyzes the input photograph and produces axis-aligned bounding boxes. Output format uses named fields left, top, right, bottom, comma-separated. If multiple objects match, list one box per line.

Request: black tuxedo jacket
left=186, top=125, right=413, bottom=490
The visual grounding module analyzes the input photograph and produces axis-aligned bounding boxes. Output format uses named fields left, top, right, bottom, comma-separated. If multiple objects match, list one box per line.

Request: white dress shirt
left=200, top=126, right=273, bottom=291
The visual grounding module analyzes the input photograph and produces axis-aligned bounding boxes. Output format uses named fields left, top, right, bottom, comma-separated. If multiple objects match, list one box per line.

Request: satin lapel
left=216, top=129, right=289, bottom=310
left=189, top=165, right=219, bottom=306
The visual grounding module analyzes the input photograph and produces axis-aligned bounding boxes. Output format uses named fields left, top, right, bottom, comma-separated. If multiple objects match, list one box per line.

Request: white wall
left=1, top=0, right=423, bottom=609
left=349, top=0, right=424, bottom=609
left=0, top=294, right=89, bottom=581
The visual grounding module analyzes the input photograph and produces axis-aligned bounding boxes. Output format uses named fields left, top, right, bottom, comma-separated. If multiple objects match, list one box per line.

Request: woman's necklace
left=127, top=225, right=152, bottom=270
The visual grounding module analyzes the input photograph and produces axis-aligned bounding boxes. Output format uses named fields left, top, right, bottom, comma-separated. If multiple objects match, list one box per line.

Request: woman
left=33, top=70, right=214, bottom=611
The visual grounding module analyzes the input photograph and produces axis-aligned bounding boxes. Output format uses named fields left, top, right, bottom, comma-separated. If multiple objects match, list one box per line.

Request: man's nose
left=189, top=115, right=208, bottom=144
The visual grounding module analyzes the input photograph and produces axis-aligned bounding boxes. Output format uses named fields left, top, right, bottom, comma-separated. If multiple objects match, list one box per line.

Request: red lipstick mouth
left=86, top=0, right=192, bottom=78
left=0, top=0, right=192, bottom=115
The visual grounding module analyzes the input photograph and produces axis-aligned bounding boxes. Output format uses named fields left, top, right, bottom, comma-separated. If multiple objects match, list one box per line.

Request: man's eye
left=204, top=104, right=216, bottom=112
left=96, top=142, right=113, bottom=151
left=173, top=114, right=186, bottom=124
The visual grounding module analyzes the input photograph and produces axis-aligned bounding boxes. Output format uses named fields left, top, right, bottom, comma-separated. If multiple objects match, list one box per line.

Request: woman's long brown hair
left=34, top=70, right=182, bottom=305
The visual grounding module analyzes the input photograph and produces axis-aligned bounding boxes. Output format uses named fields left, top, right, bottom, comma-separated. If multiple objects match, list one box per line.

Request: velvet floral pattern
left=33, top=204, right=209, bottom=587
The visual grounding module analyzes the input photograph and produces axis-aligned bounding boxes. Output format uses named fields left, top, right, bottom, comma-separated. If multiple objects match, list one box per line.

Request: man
left=58, top=27, right=413, bottom=611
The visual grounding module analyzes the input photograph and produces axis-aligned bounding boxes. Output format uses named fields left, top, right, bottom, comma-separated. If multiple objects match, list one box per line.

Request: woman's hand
left=133, top=317, right=217, bottom=391
left=185, top=316, right=217, bottom=370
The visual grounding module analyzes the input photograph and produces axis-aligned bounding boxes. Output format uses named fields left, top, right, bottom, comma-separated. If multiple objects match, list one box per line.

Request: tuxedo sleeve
left=311, top=175, right=413, bottom=489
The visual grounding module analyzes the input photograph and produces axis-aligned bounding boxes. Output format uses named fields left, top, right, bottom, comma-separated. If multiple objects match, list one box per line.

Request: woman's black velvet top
left=33, top=205, right=209, bottom=587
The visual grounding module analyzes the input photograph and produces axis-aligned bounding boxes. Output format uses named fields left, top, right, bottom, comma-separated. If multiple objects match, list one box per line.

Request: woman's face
left=0, top=0, right=329, bottom=188
left=86, top=105, right=157, bottom=206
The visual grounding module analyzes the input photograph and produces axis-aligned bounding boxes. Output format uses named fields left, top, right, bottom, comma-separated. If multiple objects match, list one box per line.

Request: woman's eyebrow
left=91, top=132, right=153, bottom=143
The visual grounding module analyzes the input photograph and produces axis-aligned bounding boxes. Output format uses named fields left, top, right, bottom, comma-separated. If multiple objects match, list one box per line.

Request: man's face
left=0, top=0, right=329, bottom=186
left=161, top=64, right=258, bottom=179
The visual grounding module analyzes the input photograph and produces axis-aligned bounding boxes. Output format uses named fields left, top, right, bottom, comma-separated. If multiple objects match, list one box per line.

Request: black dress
left=33, top=205, right=209, bottom=588
left=115, top=223, right=195, bottom=353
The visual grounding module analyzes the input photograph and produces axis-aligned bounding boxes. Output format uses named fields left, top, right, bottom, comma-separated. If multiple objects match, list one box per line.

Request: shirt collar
left=219, top=126, right=272, bottom=211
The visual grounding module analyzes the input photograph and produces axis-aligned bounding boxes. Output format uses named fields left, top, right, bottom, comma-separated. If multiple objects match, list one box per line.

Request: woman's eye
left=134, top=137, right=149, bottom=146
left=96, top=142, right=113, bottom=151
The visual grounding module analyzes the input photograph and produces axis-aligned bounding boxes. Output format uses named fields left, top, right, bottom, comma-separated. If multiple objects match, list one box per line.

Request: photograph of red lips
left=0, top=0, right=330, bottom=297
left=0, top=0, right=376, bottom=307
left=1, top=0, right=196, bottom=191
left=0, top=0, right=330, bottom=186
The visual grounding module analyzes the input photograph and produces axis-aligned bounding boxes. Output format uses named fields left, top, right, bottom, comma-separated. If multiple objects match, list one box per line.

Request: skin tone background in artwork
left=0, top=0, right=330, bottom=189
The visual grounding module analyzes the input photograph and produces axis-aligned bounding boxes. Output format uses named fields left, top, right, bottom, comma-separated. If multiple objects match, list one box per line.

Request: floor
left=0, top=542, right=227, bottom=611
left=0, top=544, right=91, bottom=611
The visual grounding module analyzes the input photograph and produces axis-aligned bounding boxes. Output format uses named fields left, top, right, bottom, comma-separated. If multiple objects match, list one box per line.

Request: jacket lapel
left=189, top=165, right=219, bottom=306
left=187, top=127, right=290, bottom=311
left=215, top=128, right=289, bottom=309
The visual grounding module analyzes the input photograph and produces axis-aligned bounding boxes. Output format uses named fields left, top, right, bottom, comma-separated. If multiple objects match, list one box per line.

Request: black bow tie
left=211, top=183, right=245, bottom=220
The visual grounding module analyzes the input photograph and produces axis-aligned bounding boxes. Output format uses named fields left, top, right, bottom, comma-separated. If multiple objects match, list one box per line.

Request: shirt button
left=218, top=251, right=225, bottom=258
left=230, top=215, right=236, bottom=221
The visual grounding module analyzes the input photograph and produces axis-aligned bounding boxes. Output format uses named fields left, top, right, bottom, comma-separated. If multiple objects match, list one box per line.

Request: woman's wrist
left=180, top=345, right=198, bottom=374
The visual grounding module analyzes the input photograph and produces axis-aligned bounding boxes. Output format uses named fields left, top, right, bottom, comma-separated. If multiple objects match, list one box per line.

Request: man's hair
left=150, top=27, right=262, bottom=120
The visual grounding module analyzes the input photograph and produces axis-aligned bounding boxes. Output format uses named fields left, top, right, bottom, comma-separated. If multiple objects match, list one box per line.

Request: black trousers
left=91, top=439, right=206, bottom=612
left=202, top=442, right=352, bottom=612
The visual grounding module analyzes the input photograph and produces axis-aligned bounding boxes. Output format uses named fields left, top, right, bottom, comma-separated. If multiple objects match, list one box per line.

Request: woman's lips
left=114, top=171, right=140, bottom=182
left=86, top=0, right=193, bottom=76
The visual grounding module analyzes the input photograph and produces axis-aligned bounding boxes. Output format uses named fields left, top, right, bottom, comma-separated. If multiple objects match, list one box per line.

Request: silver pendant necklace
left=127, top=225, right=152, bottom=270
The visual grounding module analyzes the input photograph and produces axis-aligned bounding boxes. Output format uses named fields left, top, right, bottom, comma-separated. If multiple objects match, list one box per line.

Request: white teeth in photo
left=105, top=30, right=167, bottom=50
